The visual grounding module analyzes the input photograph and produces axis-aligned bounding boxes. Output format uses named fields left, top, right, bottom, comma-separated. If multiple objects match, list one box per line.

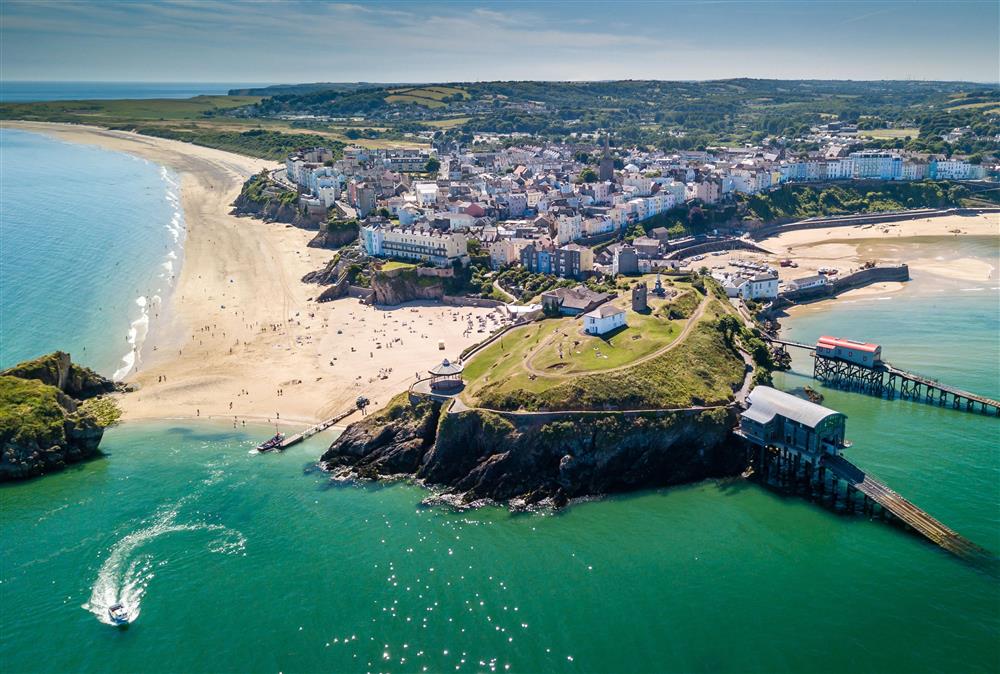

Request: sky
left=2, top=0, right=999, bottom=84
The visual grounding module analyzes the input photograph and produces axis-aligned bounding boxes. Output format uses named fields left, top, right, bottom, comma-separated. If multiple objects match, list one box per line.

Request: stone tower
left=632, top=282, right=648, bottom=312
left=599, top=134, right=614, bottom=182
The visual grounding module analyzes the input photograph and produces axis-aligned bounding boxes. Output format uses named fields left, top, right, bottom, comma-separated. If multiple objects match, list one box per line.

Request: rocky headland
left=0, top=352, right=119, bottom=481
left=231, top=172, right=320, bottom=228
left=321, top=394, right=741, bottom=509
left=371, top=267, right=448, bottom=305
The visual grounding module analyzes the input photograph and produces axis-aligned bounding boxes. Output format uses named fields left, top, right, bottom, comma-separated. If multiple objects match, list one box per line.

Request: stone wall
left=442, top=295, right=505, bottom=309
left=774, top=264, right=910, bottom=308
left=751, top=207, right=1000, bottom=240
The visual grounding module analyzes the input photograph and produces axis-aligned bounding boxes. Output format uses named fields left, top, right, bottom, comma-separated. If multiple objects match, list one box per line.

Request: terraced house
left=360, top=224, right=468, bottom=267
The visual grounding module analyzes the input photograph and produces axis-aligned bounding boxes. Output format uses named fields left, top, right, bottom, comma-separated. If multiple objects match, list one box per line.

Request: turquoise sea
left=1, top=132, right=999, bottom=673
left=0, top=128, right=183, bottom=378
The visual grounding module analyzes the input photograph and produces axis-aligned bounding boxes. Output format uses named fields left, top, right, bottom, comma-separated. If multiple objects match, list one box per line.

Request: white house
left=584, top=304, right=627, bottom=335
left=742, top=273, right=779, bottom=300
left=414, top=182, right=439, bottom=206
left=784, top=274, right=830, bottom=292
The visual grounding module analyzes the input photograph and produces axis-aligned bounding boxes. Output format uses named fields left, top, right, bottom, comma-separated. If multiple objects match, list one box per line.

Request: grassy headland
left=462, top=278, right=747, bottom=412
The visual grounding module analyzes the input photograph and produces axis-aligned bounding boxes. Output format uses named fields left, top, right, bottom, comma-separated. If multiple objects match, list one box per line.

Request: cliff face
left=371, top=269, right=445, bottom=305
left=321, top=396, right=741, bottom=508
left=231, top=175, right=322, bottom=229
left=2, top=351, right=115, bottom=399
left=0, top=353, right=117, bottom=482
left=307, top=223, right=359, bottom=250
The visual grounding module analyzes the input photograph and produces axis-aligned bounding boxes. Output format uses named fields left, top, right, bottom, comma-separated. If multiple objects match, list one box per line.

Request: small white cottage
left=584, top=304, right=627, bottom=335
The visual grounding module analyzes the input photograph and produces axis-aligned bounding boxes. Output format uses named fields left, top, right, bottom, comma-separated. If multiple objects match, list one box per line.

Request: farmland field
left=859, top=127, right=920, bottom=139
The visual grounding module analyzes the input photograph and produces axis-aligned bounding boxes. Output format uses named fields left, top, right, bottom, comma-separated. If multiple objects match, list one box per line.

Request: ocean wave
left=113, top=310, right=150, bottom=380
left=112, top=166, right=184, bottom=381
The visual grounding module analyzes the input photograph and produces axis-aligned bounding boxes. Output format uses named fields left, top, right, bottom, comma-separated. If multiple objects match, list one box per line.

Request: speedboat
left=108, top=603, right=129, bottom=626
left=256, top=433, right=284, bottom=453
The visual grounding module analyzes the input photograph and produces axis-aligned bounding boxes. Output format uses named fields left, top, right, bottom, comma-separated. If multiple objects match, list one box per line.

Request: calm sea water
left=1, top=143, right=998, bottom=673
left=1, top=82, right=269, bottom=103
left=0, top=129, right=183, bottom=378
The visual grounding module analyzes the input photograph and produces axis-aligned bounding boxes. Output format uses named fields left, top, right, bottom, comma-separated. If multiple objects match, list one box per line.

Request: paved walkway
left=492, top=280, right=516, bottom=303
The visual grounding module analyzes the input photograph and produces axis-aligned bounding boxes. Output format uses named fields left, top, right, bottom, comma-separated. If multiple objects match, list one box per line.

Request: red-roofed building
left=816, top=336, right=882, bottom=367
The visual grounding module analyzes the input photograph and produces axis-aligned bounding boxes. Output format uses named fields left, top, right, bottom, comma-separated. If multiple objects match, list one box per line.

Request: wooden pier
left=766, top=336, right=999, bottom=416
left=277, top=408, right=357, bottom=450
left=883, top=365, right=1000, bottom=415
left=740, top=387, right=995, bottom=567
left=748, top=442, right=993, bottom=565
left=822, top=454, right=992, bottom=562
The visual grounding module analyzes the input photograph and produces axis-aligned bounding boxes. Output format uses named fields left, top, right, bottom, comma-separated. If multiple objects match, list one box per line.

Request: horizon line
left=5, top=77, right=1000, bottom=86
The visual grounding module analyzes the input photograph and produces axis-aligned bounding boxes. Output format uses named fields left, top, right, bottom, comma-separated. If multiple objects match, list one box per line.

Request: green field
left=423, top=117, right=472, bottom=128
left=0, top=95, right=261, bottom=122
left=385, top=86, right=469, bottom=108
left=0, top=93, right=431, bottom=157
left=379, top=260, right=418, bottom=272
left=385, top=94, right=446, bottom=108
left=528, top=294, right=691, bottom=374
left=860, top=127, right=920, bottom=139
left=461, top=281, right=745, bottom=412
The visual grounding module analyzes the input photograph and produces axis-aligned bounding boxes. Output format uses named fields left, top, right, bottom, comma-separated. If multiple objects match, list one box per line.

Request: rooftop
left=817, top=336, right=880, bottom=354
left=430, top=358, right=464, bottom=376
left=587, top=304, right=626, bottom=319
left=742, top=386, right=844, bottom=429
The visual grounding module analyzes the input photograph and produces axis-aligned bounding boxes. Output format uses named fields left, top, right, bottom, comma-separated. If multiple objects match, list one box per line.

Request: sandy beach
left=700, top=212, right=1000, bottom=284
left=6, top=122, right=499, bottom=430
left=6, top=121, right=998, bottom=429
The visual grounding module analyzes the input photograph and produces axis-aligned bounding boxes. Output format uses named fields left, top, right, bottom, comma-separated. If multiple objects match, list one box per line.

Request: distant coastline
left=1, top=81, right=270, bottom=102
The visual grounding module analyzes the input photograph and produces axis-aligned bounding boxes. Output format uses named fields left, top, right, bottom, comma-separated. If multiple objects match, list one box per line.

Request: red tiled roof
left=817, top=336, right=879, bottom=353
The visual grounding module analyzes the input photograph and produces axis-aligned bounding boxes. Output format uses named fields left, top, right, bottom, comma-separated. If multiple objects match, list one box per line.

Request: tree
left=578, top=167, right=598, bottom=183
left=716, top=315, right=742, bottom=346
left=688, top=205, right=707, bottom=229
left=425, top=157, right=441, bottom=173
left=378, top=208, right=391, bottom=219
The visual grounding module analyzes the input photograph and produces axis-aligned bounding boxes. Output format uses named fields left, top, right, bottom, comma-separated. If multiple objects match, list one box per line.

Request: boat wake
left=83, top=498, right=245, bottom=626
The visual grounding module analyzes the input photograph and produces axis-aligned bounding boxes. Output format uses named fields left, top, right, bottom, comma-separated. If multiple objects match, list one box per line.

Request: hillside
left=319, top=273, right=765, bottom=506
left=240, top=79, right=1000, bottom=153
left=462, top=276, right=747, bottom=412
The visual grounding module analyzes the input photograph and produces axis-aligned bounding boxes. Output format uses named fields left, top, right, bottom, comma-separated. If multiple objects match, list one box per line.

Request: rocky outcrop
left=0, top=353, right=117, bottom=482
left=231, top=175, right=322, bottom=229
left=321, top=396, right=441, bottom=478
left=2, top=351, right=115, bottom=399
left=321, top=396, right=741, bottom=509
left=307, top=220, right=359, bottom=250
left=302, top=257, right=342, bottom=285
left=371, top=269, right=445, bottom=306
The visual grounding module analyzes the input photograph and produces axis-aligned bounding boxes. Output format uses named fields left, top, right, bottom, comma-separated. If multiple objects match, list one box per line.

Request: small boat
left=108, top=603, right=129, bottom=626
left=256, top=433, right=285, bottom=453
